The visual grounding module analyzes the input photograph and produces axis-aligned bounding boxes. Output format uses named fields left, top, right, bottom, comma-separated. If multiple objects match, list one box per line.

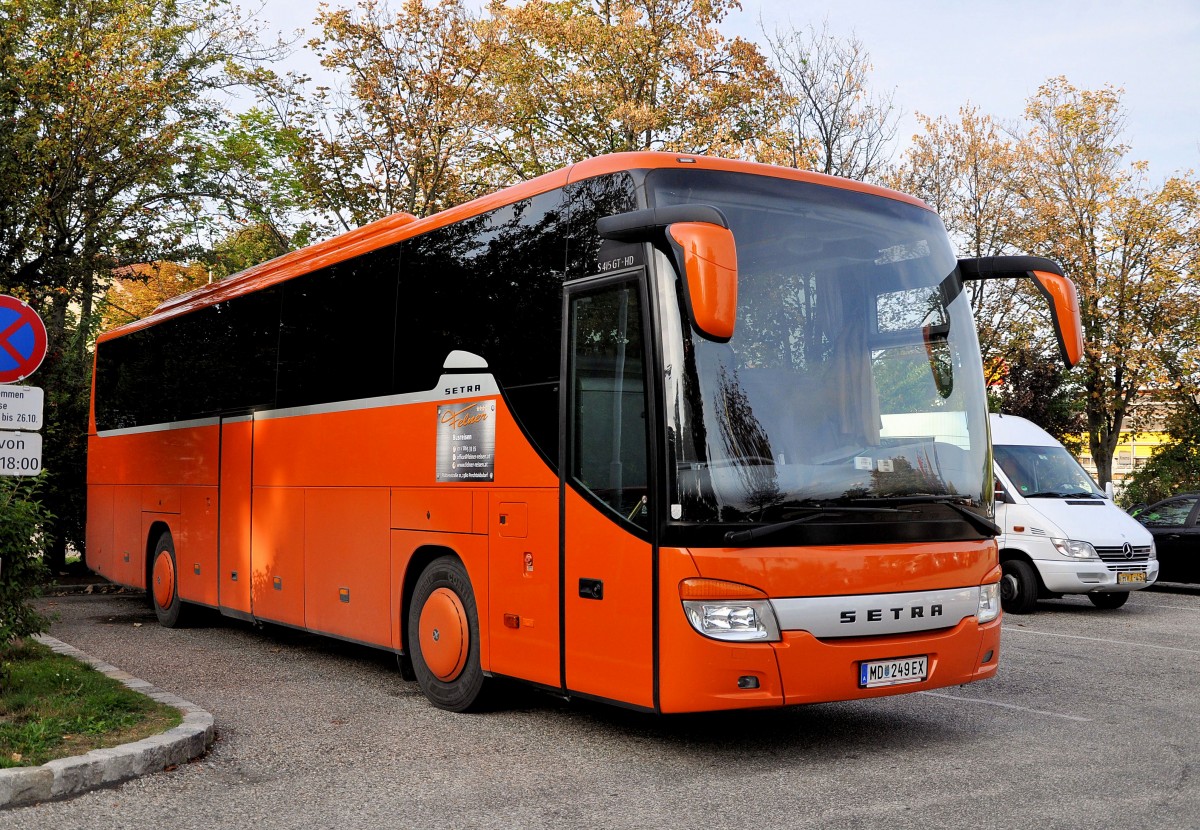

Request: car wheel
left=1000, top=559, right=1039, bottom=614
left=1088, top=591, right=1129, bottom=610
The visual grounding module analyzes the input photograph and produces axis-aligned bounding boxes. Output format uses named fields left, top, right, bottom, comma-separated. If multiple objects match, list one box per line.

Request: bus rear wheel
left=408, top=556, right=488, bottom=712
left=150, top=531, right=191, bottom=628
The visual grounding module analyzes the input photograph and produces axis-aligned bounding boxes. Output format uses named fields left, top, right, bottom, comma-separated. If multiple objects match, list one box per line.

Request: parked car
left=991, top=413, right=1158, bottom=612
left=1130, top=494, right=1200, bottom=584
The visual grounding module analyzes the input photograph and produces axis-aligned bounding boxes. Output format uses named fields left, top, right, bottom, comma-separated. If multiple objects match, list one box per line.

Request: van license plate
left=1118, top=572, right=1147, bottom=584
left=859, top=655, right=928, bottom=688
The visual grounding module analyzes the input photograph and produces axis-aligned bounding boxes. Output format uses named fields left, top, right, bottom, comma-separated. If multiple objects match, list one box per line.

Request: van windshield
left=993, top=444, right=1103, bottom=498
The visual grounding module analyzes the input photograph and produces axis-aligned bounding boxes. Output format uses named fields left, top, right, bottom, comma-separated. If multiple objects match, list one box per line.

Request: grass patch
left=0, top=639, right=181, bottom=768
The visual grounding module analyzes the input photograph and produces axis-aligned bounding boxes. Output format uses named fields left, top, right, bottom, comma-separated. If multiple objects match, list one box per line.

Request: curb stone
left=0, top=634, right=215, bottom=809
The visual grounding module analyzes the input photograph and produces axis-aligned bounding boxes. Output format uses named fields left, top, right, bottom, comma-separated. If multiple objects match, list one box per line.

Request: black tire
left=1088, top=591, right=1129, bottom=610
left=1000, top=559, right=1039, bottom=614
left=149, top=531, right=191, bottom=628
left=407, top=556, right=488, bottom=712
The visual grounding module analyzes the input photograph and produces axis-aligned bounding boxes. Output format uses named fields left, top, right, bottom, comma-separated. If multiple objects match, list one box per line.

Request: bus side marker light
left=339, top=587, right=350, bottom=604
left=503, top=613, right=520, bottom=629
left=273, top=576, right=282, bottom=591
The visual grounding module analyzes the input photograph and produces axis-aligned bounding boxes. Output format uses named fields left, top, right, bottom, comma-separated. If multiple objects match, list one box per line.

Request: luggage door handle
left=579, top=578, right=604, bottom=600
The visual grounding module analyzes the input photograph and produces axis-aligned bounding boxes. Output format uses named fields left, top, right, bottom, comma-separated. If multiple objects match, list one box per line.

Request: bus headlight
left=679, top=578, right=781, bottom=642
left=977, top=582, right=1001, bottom=623
left=1051, top=538, right=1099, bottom=559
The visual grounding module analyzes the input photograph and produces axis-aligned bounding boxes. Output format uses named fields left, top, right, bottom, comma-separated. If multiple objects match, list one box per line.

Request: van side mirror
left=959, top=256, right=1084, bottom=368
left=598, top=205, right=738, bottom=342
left=994, top=478, right=1013, bottom=504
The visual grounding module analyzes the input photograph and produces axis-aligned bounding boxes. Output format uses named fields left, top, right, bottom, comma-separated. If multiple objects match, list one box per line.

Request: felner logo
left=840, top=604, right=945, bottom=624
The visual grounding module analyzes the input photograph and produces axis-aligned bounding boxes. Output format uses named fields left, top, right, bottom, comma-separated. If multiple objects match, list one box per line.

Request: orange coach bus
left=86, top=152, right=1083, bottom=713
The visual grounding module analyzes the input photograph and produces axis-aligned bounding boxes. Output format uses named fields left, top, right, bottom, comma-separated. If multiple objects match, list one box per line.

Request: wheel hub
left=418, top=588, right=468, bottom=682
left=152, top=551, right=175, bottom=610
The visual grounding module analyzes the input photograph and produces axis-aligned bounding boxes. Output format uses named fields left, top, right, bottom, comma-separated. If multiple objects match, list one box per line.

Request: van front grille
left=1095, top=545, right=1153, bottom=572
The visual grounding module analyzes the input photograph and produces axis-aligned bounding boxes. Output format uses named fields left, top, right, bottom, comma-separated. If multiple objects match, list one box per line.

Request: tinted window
left=395, top=184, right=631, bottom=462
left=277, top=246, right=399, bottom=409
left=95, top=287, right=281, bottom=429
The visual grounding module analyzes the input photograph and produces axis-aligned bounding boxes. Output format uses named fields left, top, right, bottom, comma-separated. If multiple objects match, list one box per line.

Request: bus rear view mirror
left=959, top=256, right=1084, bottom=368
left=597, top=205, right=738, bottom=342
left=667, top=222, right=737, bottom=342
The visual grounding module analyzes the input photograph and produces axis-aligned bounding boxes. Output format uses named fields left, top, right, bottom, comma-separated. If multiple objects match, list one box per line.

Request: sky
left=250, top=0, right=1200, bottom=178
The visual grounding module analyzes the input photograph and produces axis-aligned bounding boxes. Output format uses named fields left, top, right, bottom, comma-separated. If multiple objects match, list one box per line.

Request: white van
left=990, top=413, right=1157, bottom=613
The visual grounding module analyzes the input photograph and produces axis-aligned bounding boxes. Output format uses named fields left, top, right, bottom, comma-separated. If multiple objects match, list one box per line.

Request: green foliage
left=0, top=479, right=52, bottom=645
left=1119, top=406, right=1200, bottom=508
left=1119, top=442, right=1200, bottom=509
left=0, top=639, right=180, bottom=767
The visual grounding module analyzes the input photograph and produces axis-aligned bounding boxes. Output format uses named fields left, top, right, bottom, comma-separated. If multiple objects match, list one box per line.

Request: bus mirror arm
left=597, top=205, right=738, bottom=342
left=596, top=204, right=730, bottom=241
left=958, top=256, right=1084, bottom=368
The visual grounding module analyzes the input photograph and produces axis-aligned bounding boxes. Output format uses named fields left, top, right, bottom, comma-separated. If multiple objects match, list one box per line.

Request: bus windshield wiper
left=724, top=506, right=914, bottom=545
left=849, top=495, right=1001, bottom=536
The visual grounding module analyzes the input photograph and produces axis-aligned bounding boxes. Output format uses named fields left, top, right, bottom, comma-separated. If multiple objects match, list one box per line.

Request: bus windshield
left=649, top=169, right=990, bottom=527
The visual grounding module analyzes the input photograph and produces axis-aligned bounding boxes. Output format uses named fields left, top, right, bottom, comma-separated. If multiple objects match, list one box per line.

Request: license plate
left=1118, top=572, right=1147, bottom=584
left=859, top=655, right=928, bottom=688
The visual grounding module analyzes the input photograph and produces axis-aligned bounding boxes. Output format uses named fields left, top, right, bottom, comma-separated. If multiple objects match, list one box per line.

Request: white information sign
left=0, top=429, right=42, bottom=476
left=0, top=385, right=44, bottom=431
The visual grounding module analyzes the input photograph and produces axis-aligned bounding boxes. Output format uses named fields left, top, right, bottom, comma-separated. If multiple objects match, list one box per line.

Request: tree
left=987, top=347, right=1084, bottom=448
left=0, top=0, right=275, bottom=572
left=764, top=19, right=898, bottom=182
left=892, top=107, right=1048, bottom=377
left=263, top=0, right=498, bottom=225
left=1011, top=78, right=1200, bottom=486
left=100, top=262, right=210, bottom=331
left=482, top=0, right=788, bottom=178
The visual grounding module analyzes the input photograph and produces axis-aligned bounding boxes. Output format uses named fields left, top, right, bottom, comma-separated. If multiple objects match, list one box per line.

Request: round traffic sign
left=0, top=295, right=48, bottom=383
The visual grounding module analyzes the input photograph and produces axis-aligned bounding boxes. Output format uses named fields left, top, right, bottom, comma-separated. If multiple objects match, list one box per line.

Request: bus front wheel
left=408, top=556, right=488, bottom=712
left=150, top=531, right=191, bottom=628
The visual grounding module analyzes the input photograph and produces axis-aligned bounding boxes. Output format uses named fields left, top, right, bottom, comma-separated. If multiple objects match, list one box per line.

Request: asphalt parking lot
left=11, top=584, right=1200, bottom=830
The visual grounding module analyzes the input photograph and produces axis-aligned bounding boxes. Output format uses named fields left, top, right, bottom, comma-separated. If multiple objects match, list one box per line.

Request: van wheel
left=150, top=531, right=192, bottom=628
left=408, top=556, right=488, bottom=712
left=1000, top=559, right=1038, bottom=614
left=1088, top=592, right=1129, bottom=610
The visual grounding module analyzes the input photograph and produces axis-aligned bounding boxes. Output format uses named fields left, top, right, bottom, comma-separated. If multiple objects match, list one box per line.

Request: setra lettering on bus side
left=444, top=384, right=481, bottom=396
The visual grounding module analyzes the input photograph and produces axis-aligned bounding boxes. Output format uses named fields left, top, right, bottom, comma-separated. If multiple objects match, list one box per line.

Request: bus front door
left=561, top=274, right=656, bottom=710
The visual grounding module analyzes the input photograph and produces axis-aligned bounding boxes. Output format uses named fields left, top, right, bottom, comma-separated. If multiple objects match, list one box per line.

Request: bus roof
left=98, top=152, right=930, bottom=344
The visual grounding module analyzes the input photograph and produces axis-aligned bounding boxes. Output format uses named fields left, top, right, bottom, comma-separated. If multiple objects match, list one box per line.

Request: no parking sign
left=0, top=295, right=46, bottom=476
left=0, top=294, right=48, bottom=384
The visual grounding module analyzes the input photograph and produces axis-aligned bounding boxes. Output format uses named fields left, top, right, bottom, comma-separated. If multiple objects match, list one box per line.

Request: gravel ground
left=9, top=585, right=1200, bottom=829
